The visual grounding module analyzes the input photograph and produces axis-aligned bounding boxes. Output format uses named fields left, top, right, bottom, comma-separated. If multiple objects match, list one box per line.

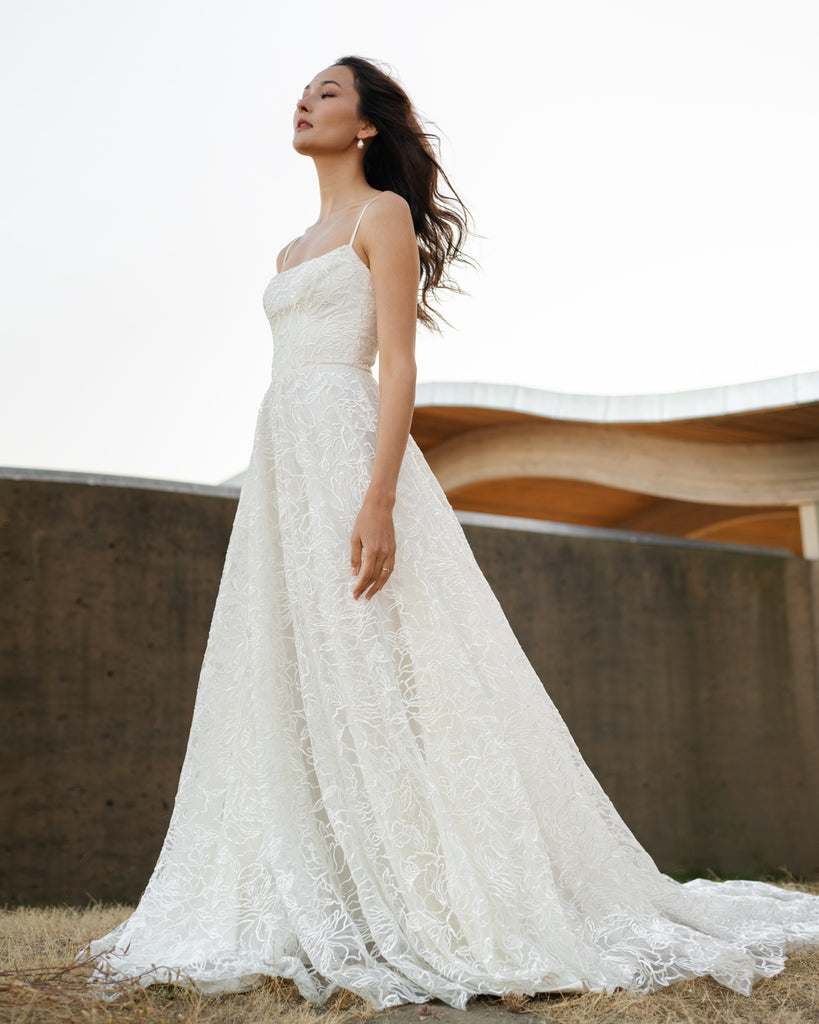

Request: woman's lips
left=296, top=120, right=312, bottom=129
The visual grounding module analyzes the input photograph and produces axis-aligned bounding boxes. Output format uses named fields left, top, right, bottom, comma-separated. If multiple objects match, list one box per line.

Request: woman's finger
left=365, top=562, right=393, bottom=600
left=353, top=546, right=379, bottom=599
left=353, top=549, right=393, bottom=600
left=350, top=532, right=363, bottom=577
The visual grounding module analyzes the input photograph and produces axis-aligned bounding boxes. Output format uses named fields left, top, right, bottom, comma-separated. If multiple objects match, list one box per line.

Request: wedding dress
left=85, top=201, right=819, bottom=1009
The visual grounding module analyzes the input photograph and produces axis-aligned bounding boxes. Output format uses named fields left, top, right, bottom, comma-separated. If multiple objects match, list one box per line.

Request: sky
left=1, top=0, right=817, bottom=485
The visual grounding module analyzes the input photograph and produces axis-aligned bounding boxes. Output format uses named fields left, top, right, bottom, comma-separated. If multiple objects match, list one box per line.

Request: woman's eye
left=320, top=92, right=335, bottom=99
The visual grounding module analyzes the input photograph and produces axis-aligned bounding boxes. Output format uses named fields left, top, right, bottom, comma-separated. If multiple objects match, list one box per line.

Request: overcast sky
left=1, top=0, right=817, bottom=484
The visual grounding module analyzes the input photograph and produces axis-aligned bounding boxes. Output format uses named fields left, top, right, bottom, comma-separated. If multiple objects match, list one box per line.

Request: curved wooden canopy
left=425, top=423, right=819, bottom=506
left=411, top=375, right=819, bottom=558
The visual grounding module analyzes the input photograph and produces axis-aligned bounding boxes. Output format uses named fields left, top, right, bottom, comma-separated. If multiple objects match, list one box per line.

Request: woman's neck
left=311, top=153, right=374, bottom=220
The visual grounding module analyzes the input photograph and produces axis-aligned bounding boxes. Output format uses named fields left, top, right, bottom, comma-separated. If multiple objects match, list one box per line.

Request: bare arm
left=350, top=192, right=419, bottom=600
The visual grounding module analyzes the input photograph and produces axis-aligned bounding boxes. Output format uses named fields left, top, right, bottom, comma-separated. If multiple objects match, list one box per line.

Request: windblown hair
left=335, top=55, right=474, bottom=331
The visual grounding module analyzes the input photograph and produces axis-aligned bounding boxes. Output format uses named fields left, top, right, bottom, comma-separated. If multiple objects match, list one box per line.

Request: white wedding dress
left=85, top=203, right=819, bottom=1009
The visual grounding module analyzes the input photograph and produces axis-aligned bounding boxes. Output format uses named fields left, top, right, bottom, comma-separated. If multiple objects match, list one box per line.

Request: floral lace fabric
left=84, top=243, right=819, bottom=1010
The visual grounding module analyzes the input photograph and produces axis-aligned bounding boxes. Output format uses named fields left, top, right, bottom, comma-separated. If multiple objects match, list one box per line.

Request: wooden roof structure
left=411, top=373, right=819, bottom=558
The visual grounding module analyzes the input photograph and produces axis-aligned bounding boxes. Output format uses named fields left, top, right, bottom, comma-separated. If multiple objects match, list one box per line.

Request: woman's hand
left=350, top=496, right=396, bottom=600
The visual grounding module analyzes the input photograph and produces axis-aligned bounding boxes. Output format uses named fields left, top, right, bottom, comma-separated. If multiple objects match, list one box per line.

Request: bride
left=84, top=55, right=819, bottom=1010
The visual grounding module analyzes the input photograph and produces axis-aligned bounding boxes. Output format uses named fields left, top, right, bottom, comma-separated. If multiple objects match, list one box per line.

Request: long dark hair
left=335, top=55, right=473, bottom=331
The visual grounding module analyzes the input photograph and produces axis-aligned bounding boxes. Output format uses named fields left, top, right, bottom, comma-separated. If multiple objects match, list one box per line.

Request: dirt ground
left=2, top=888, right=819, bottom=1024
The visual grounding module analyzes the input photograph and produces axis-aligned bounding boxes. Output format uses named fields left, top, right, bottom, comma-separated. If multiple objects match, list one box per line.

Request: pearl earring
left=357, top=139, right=364, bottom=150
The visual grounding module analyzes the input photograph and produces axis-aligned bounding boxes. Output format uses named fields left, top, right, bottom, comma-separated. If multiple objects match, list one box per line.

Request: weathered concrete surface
left=464, top=517, right=819, bottom=881
left=0, top=471, right=238, bottom=906
left=2, top=470, right=819, bottom=906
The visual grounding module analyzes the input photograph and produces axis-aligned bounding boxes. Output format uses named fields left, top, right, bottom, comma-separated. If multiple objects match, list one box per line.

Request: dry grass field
left=2, top=885, right=819, bottom=1024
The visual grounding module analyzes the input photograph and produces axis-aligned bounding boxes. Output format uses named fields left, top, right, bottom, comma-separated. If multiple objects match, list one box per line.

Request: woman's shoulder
left=368, top=189, right=410, bottom=216
left=276, top=235, right=301, bottom=273
left=357, top=191, right=418, bottom=276
left=362, top=190, right=414, bottom=238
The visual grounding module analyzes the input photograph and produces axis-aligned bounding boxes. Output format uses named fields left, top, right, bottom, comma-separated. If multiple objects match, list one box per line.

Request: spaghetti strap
left=280, top=237, right=298, bottom=271
left=349, top=197, right=378, bottom=247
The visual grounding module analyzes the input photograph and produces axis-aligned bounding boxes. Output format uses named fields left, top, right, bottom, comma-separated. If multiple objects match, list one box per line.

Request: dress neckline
left=275, top=243, right=370, bottom=280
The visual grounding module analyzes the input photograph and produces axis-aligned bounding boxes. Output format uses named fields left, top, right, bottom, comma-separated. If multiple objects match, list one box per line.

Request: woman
left=85, top=56, right=819, bottom=1010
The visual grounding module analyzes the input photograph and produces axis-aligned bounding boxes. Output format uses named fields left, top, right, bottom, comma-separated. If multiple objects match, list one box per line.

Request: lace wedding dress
left=85, top=202, right=819, bottom=1009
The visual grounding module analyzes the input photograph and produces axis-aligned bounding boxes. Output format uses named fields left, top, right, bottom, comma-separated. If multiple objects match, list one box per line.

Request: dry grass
left=0, top=904, right=376, bottom=1024
left=1, top=883, right=818, bottom=1024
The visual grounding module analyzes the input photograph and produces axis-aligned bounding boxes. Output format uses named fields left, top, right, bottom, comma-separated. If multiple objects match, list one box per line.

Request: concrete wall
left=1, top=471, right=238, bottom=906
left=2, top=470, right=818, bottom=906
left=462, top=513, right=819, bottom=881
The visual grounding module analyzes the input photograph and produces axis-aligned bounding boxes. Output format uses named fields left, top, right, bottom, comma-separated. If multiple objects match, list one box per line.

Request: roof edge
left=415, top=371, right=819, bottom=424
left=0, top=466, right=241, bottom=498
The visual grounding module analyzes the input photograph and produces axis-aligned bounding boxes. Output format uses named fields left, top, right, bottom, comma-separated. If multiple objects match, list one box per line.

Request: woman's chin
left=292, top=135, right=307, bottom=152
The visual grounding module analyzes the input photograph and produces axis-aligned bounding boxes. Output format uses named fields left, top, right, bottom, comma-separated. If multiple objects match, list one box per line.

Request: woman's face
left=293, top=65, right=367, bottom=155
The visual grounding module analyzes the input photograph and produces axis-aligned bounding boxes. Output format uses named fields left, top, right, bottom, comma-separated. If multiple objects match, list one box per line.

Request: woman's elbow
left=379, top=352, right=417, bottom=387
